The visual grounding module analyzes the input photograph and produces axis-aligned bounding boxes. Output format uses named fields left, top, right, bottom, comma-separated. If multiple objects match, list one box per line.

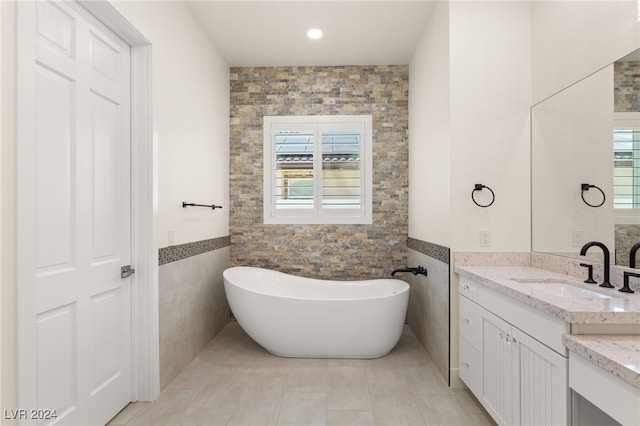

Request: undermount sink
left=528, top=283, right=612, bottom=299
left=512, top=279, right=612, bottom=299
left=513, top=278, right=612, bottom=299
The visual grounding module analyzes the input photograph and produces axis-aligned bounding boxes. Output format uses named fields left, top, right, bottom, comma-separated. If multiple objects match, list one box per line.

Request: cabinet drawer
left=459, top=338, right=480, bottom=396
left=459, top=295, right=482, bottom=349
left=459, top=277, right=479, bottom=301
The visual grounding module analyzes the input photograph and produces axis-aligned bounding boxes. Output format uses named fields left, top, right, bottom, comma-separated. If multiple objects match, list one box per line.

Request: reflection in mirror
left=532, top=49, right=640, bottom=268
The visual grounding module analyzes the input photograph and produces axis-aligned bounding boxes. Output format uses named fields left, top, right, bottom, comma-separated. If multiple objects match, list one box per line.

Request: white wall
left=409, top=1, right=451, bottom=246
left=112, top=1, right=230, bottom=248
left=532, top=0, right=640, bottom=104
left=0, top=0, right=229, bottom=413
left=410, top=0, right=640, bottom=252
left=449, top=1, right=532, bottom=252
left=409, top=1, right=532, bottom=252
left=408, top=0, right=532, bottom=389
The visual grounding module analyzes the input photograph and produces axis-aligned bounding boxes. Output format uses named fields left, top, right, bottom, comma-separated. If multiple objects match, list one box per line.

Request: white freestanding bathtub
left=223, top=266, right=410, bottom=358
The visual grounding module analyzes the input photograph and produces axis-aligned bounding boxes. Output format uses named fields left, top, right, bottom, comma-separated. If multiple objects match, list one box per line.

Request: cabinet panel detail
left=516, top=328, right=568, bottom=426
left=482, top=312, right=513, bottom=426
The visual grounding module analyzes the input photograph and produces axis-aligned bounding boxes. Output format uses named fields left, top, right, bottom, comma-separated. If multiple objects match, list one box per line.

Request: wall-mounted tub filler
left=391, top=265, right=428, bottom=277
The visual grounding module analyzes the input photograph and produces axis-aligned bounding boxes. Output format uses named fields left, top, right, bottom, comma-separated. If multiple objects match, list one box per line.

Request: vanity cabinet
left=459, top=277, right=569, bottom=426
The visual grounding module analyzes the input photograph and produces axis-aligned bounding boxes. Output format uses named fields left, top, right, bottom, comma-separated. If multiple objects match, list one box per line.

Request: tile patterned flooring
left=108, top=323, right=495, bottom=426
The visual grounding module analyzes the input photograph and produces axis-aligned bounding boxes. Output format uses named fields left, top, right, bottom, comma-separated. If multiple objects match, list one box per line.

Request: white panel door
left=19, top=1, right=132, bottom=424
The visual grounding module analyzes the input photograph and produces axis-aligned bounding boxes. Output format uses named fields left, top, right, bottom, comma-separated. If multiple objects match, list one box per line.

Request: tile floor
left=108, top=322, right=495, bottom=426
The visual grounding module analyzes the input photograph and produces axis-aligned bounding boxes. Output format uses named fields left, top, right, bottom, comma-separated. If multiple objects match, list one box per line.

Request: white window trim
left=263, top=115, right=373, bottom=224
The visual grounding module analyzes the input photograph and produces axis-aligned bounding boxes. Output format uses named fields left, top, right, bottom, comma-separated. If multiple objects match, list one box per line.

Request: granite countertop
left=563, top=334, right=640, bottom=390
left=455, top=265, right=640, bottom=324
left=455, top=264, right=640, bottom=390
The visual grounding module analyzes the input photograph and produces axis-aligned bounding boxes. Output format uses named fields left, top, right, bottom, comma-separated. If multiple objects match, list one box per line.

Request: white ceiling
left=184, top=1, right=436, bottom=67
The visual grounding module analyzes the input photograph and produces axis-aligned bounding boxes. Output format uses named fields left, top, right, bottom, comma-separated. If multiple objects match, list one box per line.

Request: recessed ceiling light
left=306, top=28, right=323, bottom=40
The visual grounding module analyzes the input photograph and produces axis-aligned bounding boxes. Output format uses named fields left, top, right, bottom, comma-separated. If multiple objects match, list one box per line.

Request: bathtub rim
left=223, top=265, right=410, bottom=302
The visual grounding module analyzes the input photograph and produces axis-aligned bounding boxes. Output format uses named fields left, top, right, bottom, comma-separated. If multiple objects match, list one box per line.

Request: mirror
left=532, top=49, right=640, bottom=267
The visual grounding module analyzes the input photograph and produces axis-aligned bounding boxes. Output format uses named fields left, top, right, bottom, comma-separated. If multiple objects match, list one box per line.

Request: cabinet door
left=481, top=310, right=514, bottom=426
left=459, top=295, right=482, bottom=349
left=513, top=328, right=568, bottom=426
left=459, top=337, right=481, bottom=395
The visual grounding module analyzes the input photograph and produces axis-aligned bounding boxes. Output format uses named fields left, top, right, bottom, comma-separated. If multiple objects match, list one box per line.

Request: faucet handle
left=579, top=263, right=597, bottom=284
left=621, top=271, right=639, bottom=294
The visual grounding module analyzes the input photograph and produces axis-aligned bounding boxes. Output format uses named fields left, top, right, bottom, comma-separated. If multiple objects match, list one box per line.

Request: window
left=614, top=119, right=640, bottom=209
left=263, top=115, right=372, bottom=224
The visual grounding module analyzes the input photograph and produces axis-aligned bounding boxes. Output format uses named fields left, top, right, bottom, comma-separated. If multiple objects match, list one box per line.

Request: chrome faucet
left=630, top=242, right=640, bottom=269
left=580, top=241, right=613, bottom=288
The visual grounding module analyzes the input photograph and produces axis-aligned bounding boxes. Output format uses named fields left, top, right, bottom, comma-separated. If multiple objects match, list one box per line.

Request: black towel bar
left=182, top=202, right=223, bottom=210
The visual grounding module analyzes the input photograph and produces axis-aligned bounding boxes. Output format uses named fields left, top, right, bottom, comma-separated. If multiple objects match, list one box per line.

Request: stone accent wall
left=229, top=66, right=408, bottom=280
left=615, top=61, right=640, bottom=112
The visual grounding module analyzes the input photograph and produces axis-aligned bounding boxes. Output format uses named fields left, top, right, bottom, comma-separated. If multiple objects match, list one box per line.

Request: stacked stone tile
left=615, top=61, right=640, bottom=113
left=229, top=66, right=409, bottom=280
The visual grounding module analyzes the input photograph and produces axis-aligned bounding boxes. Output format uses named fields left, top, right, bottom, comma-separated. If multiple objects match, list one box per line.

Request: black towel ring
left=472, top=184, right=495, bottom=208
left=580, top=184, right=605, bottom=208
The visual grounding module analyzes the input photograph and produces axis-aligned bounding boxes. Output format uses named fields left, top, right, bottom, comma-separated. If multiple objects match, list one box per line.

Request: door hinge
left=121, top=265, right=136, bottom=279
